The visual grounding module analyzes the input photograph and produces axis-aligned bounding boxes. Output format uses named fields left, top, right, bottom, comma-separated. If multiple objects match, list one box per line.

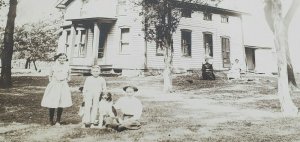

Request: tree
left=138, top=0, right=221, bottom=92
left=0, top=0, right=6, bottom=9
left=13, top=21, right=59, bottom=70
left=264, top=0, right=300, bottom=116
left=0, top=0, right=17, bottom=88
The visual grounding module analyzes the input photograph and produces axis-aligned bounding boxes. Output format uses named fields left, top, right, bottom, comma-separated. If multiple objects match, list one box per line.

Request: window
left=221, top=15, right=229, bottom=23
left=203, top=13, right=212, bottom=21
left=181, top=30, right=192, bottom=57
left=120, top=28, right=130, bottom=54
left=73, top=29, right=87, bottom=57
left=182, top=9, right=191, bottom=18
left=203, top=33, right=213, bottom=57
left=221, top=37, right=230, bottom=68
left=79, top=30, right=87, bottom=57
left=156, top=40, right=164, bottom=56
left=117, top=0, right=127, bottom=16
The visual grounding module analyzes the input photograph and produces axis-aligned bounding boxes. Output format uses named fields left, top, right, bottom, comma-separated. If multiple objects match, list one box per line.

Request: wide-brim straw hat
left=123, top=86, right=138, bottom=92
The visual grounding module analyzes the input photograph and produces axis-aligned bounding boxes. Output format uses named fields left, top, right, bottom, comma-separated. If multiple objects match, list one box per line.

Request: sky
left=0, top=0, right=60, bottom=26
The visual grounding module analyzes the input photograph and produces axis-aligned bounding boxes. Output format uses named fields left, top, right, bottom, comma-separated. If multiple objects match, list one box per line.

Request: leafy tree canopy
left=12, top=20, right=60, bottom=61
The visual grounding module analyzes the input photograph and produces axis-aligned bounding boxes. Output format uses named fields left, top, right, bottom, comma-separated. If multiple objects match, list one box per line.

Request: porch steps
left=70, top=65, right=121, bottom=77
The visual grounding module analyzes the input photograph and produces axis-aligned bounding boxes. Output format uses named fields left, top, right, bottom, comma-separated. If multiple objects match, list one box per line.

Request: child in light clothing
left=41, top=53, right=72, bottom=126
left=107, top=86, right=142, bottom=131
left=81, top=65, right=107, bottom=128
left=228, top=59, right=241, bottom=80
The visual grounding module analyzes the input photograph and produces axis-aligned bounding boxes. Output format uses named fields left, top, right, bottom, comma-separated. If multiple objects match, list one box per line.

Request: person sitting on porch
left=227, top=59, right=241, bottom=80
left=202, top=58, right=215, bottom=80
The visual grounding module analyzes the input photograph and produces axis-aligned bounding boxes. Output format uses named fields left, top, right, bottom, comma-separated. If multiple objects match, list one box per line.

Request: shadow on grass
left=0, top=76, right=83, bottom=125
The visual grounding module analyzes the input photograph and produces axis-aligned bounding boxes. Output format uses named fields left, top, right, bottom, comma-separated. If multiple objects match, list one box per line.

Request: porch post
left=69, top=24, right=76, bottom=64
left=92, top=22, right=100, bottom=65
left=57, top=30, right=67, bottom=54
left=62, top=30, right=68, bottom=53
left=74, top=29, right=82, bottom=57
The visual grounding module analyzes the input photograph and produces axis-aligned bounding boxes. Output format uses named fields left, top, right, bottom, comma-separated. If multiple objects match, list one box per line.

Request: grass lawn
left=1, top=73, right=300, bottom=141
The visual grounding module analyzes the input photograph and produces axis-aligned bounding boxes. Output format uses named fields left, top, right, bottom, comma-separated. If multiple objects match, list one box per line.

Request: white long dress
left=41, top=63, right=72, bottom=108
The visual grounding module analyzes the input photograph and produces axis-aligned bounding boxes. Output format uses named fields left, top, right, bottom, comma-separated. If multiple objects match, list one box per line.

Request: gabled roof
left=172, top=1, right=247, bottom=16
left=55, top=0, right=247, bottom=16
left=56, top=0, right=74, bottom=9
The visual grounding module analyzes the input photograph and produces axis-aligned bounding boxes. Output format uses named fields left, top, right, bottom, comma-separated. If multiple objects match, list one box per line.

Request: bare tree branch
left=284, top=0, right=300, bottom=27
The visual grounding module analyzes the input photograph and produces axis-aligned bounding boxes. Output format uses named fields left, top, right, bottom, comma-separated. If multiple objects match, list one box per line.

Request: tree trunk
left=163, top=41, right=173, bottom=93
left=163, top=3, right=173, bottom=93
left=25, top=57, right=31, bottom=69
left=271, top=0, right=298, bottom=116
left=0, top=0, right=18, bottom=88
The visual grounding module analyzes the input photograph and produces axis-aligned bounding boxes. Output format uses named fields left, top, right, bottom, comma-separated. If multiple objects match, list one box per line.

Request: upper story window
left=117, top=0, right=127, bottom=16
left=181, top=30, right=192, bottom=57
left=203, top=13, right=212, bottom=21
left=120, top=28, right=130, bottom=54
left=182, top=9, right=191, bottom=18
left=221, top=15, right=229, bottom=23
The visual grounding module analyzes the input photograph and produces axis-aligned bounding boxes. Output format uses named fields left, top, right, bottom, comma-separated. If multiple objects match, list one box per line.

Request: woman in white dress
left=41, top=53, right=72, bottom=126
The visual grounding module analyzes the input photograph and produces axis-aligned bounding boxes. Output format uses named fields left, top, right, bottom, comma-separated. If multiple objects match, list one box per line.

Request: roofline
left=55, top=0, right=247, bottom=16
left=244, top=45, right=273, bottom=49
left=172, top=1, right=248, bottom=16
left=66, top=17, right=117, bottom=23
left=56, top=0, right=74, bottom=9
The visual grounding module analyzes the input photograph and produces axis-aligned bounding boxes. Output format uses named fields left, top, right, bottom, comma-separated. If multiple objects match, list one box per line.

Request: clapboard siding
left=105, top=3, right=145, bottom=69
left=64, top=0, right=117, bottom=20
left=147, top=11, right=244, bottom=70
left=58, top=0, right=245, bottom=71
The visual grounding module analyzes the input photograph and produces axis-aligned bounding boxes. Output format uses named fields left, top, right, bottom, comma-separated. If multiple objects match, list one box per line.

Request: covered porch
left=57, top=17, right=116, bottom=72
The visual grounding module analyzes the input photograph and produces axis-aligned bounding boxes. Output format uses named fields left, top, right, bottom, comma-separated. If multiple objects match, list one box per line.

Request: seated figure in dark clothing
left=202, top=58, right=216, bottom=80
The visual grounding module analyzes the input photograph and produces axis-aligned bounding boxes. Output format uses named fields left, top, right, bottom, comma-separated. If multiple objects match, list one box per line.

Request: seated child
left=228, top=59, right=241, bottom=80
left=106, top=86, right=143, bottom=132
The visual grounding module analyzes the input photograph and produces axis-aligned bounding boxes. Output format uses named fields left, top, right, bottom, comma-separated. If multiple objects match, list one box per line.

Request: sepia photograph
left=1, top=0, right=300, bottom=141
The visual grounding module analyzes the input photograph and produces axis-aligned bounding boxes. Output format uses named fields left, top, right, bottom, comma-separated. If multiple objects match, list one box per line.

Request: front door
left=245, top=48, right=255, bottom=71
left=97, top=24, right=111, bottom=64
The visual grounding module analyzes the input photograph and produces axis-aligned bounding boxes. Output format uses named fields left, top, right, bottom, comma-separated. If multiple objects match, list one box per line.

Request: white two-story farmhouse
left=56, top=0, right=247, bottom=75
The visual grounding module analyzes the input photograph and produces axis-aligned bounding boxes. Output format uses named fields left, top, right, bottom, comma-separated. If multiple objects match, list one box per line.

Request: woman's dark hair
left=54, top=53, right=68, bottom=61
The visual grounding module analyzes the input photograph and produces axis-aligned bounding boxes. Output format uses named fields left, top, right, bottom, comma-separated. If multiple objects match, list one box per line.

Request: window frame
left=221, top=36, right=231, bottom=68
left=203, top=12, right=212, bottom=21
left=221, top=15, right=229, bottom=23
left=156, top=39, right=164, bottom=56
left=182, top=9, right=192, bottom=18
left=181, top=29, right=192, bottom=57
left=203, top=32, right=213, bottom=57
left=119, top=27, right=131, bottom=55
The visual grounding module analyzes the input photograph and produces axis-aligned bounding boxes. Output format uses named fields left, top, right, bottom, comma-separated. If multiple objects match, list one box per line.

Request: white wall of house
left=147, top=11, right=245, bottom=71
left=104, top=2, right=145, bottom=69
left=57, top=0, right=246, bottom=72
left=255, top=49, right=277, bottom=74
left=64, top=0, right=117, bottom=20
